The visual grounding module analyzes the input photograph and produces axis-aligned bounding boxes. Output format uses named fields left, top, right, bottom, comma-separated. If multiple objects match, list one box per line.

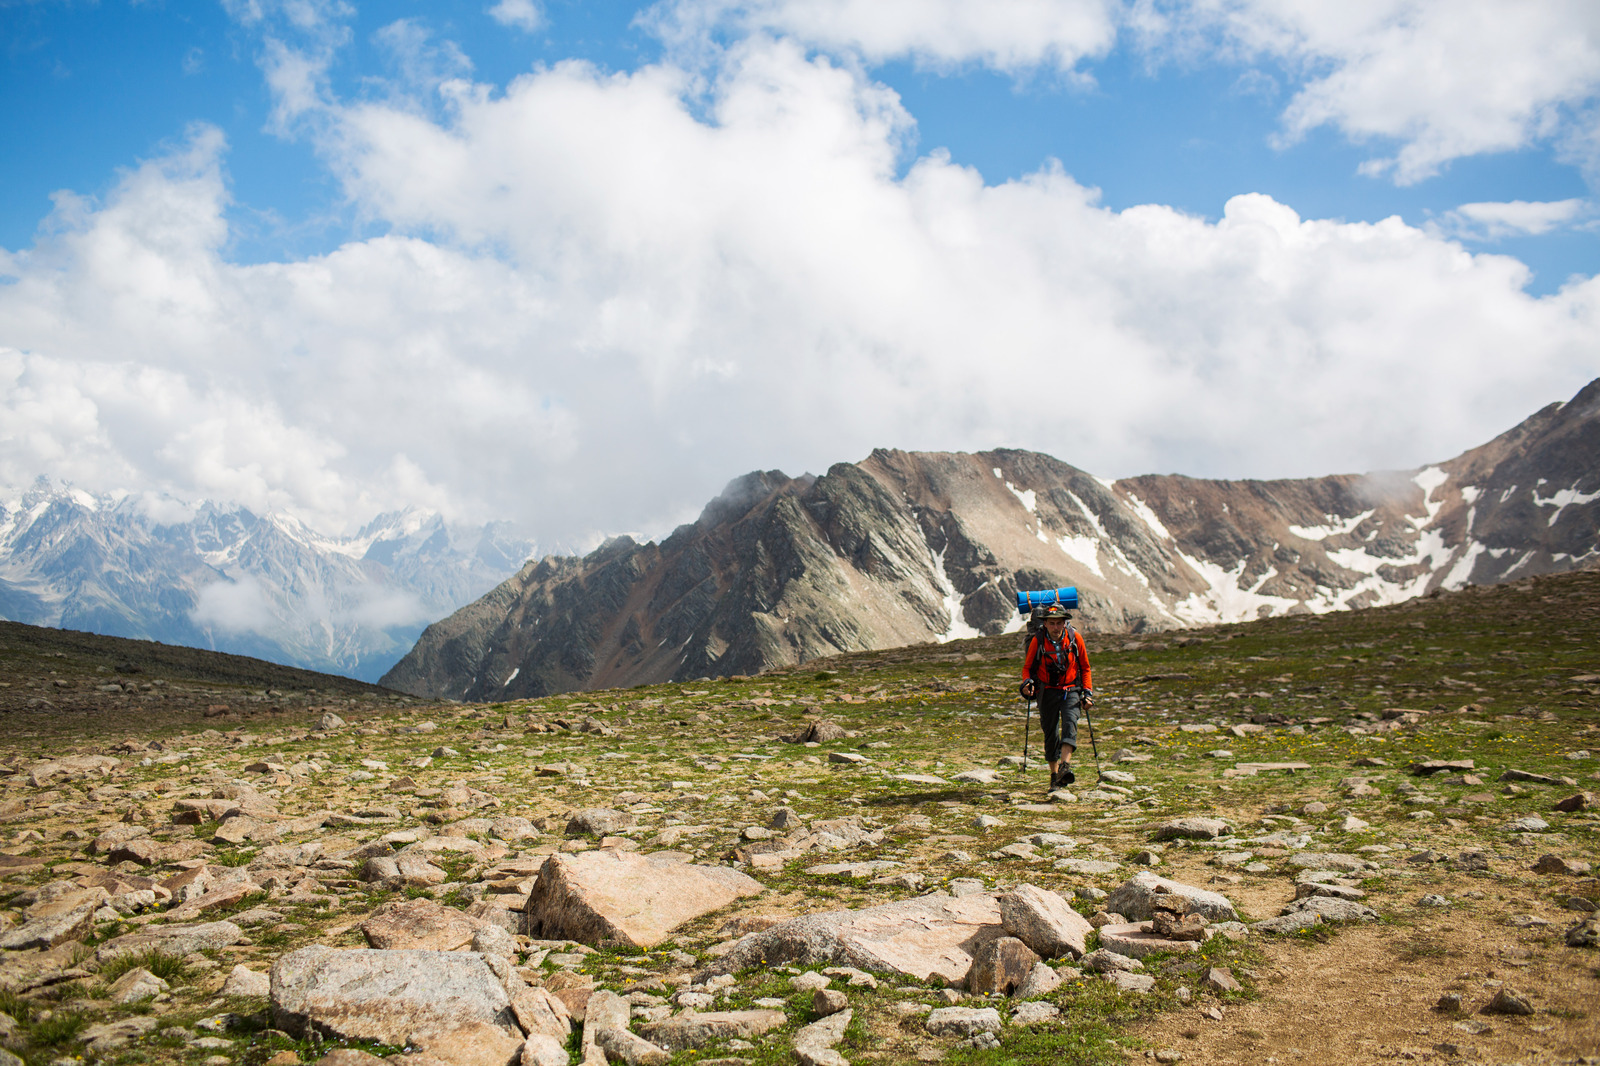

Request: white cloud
left=1, top=34, right=1598, bottom=552
left=1215, top=0, right=1600, bottom=183
left=645, top=0, right=1120, bottom=74
left=1432, top=198, right=1590, bottom=240
left=487, top=0, right=544, bottom=33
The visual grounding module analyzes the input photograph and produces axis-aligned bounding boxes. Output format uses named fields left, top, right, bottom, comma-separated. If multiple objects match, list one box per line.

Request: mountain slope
left=0, top=485, right=534, bottom=681
left=384, top=378, right=1600, bottom=700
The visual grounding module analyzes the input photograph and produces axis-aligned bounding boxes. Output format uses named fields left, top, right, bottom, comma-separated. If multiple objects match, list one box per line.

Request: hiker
left=1019, top=603, right=1093, bottom=789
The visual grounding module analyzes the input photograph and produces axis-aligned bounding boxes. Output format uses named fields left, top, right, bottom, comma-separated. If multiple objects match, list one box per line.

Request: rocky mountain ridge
left=0, top=481, right=534, bottom=681
left=384, top=378, right=1600, bottom=699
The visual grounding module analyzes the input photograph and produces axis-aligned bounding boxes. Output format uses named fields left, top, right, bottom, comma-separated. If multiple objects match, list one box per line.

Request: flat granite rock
left=1153, top=818, right=1232, bottom=841
left=1096, top=922, right=1204, bottom=958
left=96, top=921, right=243, bottom=964
left=705, top=892, right=1007, bottom=986
left=522, top=849, right=762, bottom=949
left=270, top=947, right=518, bottom=1045
left=639, top=1010, right=787, bottom=1051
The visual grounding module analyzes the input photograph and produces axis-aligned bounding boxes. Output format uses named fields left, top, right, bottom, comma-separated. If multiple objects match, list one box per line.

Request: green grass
left=98, top=948, right=189, bottom=984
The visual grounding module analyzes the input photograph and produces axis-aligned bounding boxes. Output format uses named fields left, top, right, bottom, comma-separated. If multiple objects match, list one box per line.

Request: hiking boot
left=1060, top=766, right=1076, bottom=785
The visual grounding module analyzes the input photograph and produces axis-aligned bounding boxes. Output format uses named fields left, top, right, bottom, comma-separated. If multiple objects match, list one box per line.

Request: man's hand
left=1019, top=680, right=1037, bottom=700
left=1081, top=689, right=1095, bottom=709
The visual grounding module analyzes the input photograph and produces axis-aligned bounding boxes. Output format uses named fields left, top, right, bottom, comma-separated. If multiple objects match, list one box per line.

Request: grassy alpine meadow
left=0, top=569, right=1593, bottom=1065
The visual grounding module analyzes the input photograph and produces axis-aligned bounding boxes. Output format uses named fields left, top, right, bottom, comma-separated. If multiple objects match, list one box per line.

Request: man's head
left=1040, top=603, right=1070, bottom=635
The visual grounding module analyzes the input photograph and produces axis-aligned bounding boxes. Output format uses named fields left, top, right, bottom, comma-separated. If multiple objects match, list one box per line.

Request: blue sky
left=2, top=0, right=1599, bottom=549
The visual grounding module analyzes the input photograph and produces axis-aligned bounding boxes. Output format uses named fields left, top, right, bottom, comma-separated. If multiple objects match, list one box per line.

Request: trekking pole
left=1021, top=698, right=1033, bottom=772
left=1080, top=691, right=1103, bottom=783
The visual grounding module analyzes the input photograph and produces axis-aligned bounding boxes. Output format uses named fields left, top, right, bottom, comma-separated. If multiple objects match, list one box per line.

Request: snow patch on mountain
left=1119, top=490, right=1172, bottom=540
left=1288, top=509, right=1374, bottom=541
left=1534, top=480, right=1600, bottom=526
left=1173, top=555, right=1298, bottom=624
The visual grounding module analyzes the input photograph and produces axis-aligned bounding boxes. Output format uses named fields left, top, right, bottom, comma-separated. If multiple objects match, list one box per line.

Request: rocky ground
left=0, top=570, right=1594, bottom=1066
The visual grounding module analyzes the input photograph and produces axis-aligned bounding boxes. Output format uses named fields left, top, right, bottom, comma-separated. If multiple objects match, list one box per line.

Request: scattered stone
left=1566, top=917, right=1599, bottom=948
left=793, top=1008, right=852, bottom=1066
left=220, top=964, right=272, bottom=997
left=1153, top=818, right=1231, bottom=841
left=1014, top=962, right=1062, bottom=999
left=1531, top=854, right=1591, bottom=875
left=1411, top=760, right=1474, bottom=775
left=595, top=1026, right=671, bottom=1066
left=523, top=850, right=761, bottom=949
left=1418, top=895, right=1452, bottom=908
left=1481, top=989, right=1534, bottom=1016
left=1104, top=971, right=1156, bottom=993
left=108, top=966, right=170, bottom=1004
left=1011, top=1001, right=1060, bottom=1025
left=1253, top=911, right=1322, bottom=934
left=1282, top=896, right=1379, bottom=922
left=566, top=809, right=637, bottom=837
left=1499, top=769, right=1569, bottom=786
left=813, top=988, right=849, bottom=1016
left=1079, top=949, right=1141, bottom=973
left=1435, top=993, right=1463, bottom=1013
left=924, top=1007, right=1001, bottom=1037
left=1202, top=967, right=1241, bottom=993
left=1553, top=792, right=1593, bottom=813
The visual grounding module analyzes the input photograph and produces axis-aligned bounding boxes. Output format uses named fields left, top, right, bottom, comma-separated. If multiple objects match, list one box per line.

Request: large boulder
left=998, top=884, right=1092, bottom=959
left=966, top=936, right=1040, bottom=996
left=1104, top=873, right=1238, bottom=923
left=521, top=850, right=761, bottom=949
left=270, top=947, right=518, bottom=1044
left=705, top=892, right=1007, bottom=986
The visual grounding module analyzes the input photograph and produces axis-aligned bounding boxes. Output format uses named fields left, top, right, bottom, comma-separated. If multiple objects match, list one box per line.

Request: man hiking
left=1020, top=603, right=1093, bottom=789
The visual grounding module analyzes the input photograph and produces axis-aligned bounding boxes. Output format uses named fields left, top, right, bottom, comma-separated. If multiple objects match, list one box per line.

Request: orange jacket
left=1023, top=628, right=1091, bottom=691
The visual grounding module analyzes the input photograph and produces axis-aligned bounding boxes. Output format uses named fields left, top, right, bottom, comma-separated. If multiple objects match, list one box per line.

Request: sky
left=2, top=0, right=1599, bottom=554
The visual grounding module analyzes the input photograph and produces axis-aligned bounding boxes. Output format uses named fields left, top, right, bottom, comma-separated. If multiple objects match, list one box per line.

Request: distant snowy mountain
left=385, top=378, right=1600, bottom=700
left=0, top=483, right=534, bottom=681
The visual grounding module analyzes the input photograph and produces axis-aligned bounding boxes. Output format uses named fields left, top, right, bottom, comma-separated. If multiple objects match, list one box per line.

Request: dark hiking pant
left=1038, top=687, right=1081, bottom=763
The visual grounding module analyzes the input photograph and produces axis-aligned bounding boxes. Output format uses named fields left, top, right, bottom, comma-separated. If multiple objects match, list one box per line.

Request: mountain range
left=382, top=377, right=1600, bottom=700
left=0, top=482, right=534, bottom=681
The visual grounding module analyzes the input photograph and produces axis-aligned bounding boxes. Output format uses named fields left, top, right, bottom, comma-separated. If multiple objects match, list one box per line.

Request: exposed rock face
left=520, top=851, right=762, bottom=949
left=385, top=379, right=1600, bottom=696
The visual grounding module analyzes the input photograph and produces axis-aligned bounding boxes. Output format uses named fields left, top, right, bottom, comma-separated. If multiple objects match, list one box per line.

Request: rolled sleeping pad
left=1016, top=586, right=1079, bottom=615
